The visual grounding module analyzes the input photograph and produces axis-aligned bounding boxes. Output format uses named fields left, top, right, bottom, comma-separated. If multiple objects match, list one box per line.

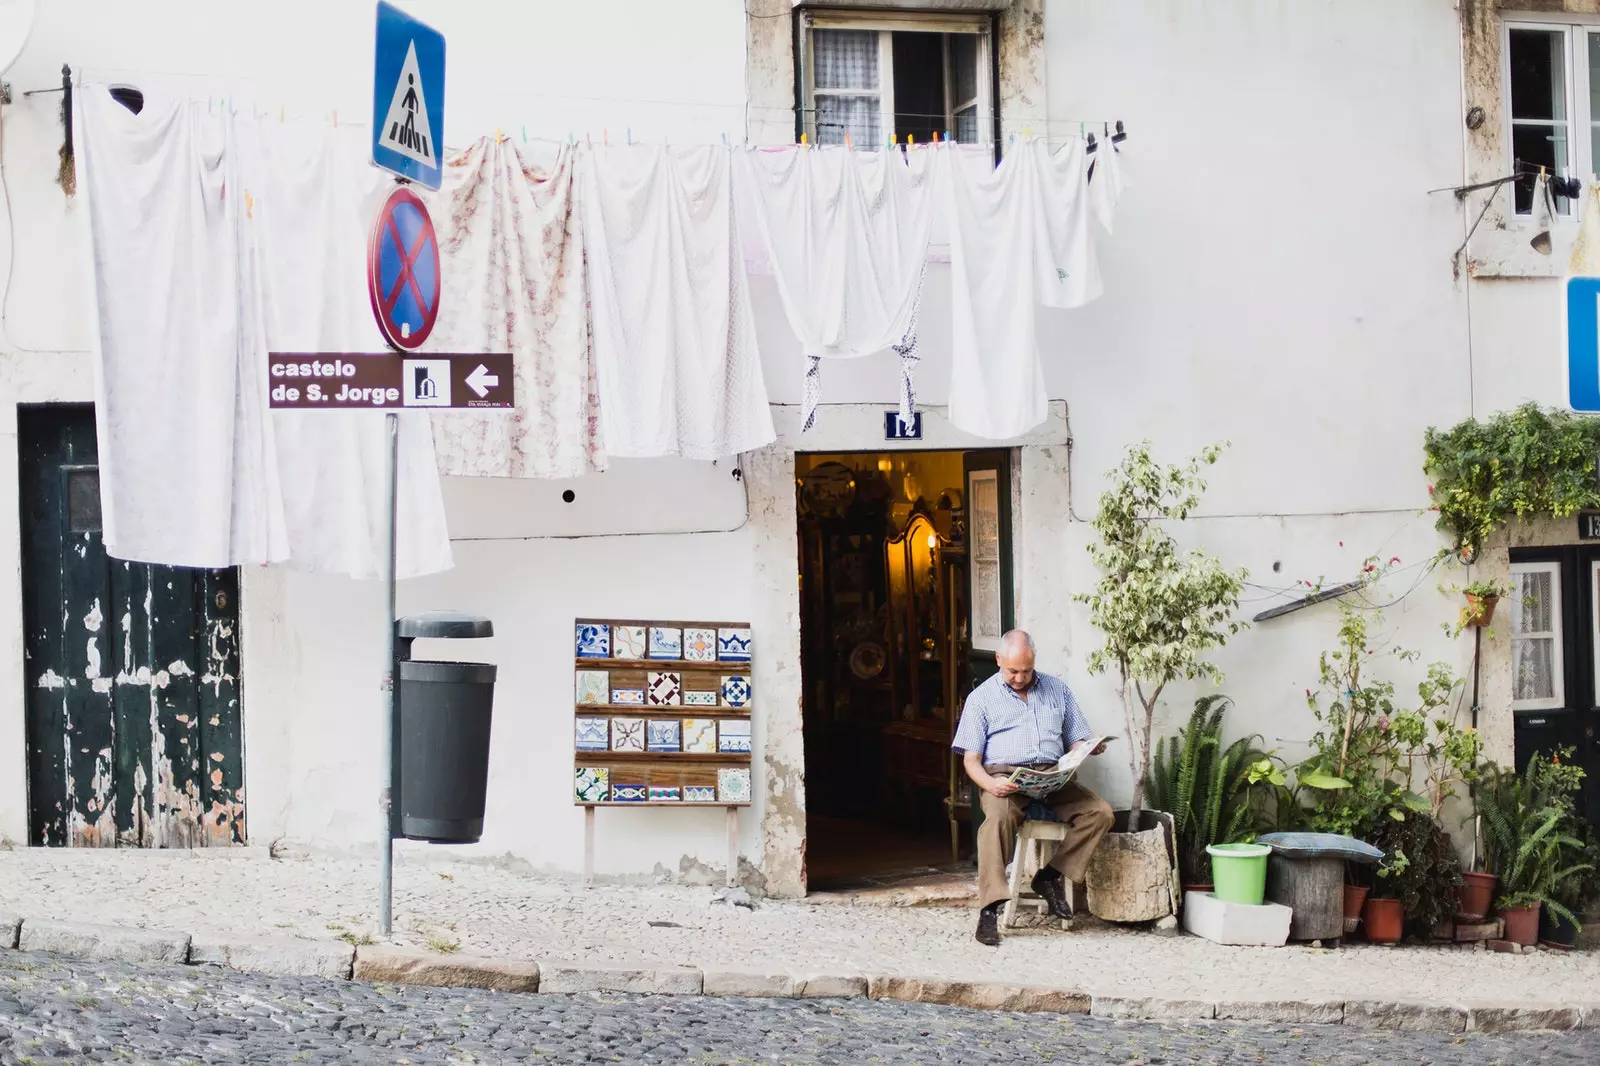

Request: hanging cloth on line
left=735, top=145, right=937, bottom=430
left=579, top=143, right=775, bottom=459
left=941, top=137, right=1103, bottom=440
left=430, top=137, right=605, bottom=478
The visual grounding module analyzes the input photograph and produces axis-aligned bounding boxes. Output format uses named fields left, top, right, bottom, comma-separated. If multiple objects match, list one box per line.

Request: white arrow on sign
left=466, top=364, right=499, bottom=398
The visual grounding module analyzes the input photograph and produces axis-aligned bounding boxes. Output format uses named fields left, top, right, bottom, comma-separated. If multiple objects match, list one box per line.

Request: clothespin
left=495, top=127, right=502, bottom=144
left=522, top=125, right=527, bottom=143
left=627, top=127, right=632, bottom=145
left=945, top=129, right=952, bottom=143
left=207, top=97, right=212, bottom=113
left=721, top=132, right=728, bottom=146
left=1009, top=132, right=1016, bottom=148
left=569, top=132, right=575, bottom=147
left=844, top=132, right=851, bottom=148
left=800, top=131, right=807, bottom=145
left=889, top=133, right=896, bottom=148
left=907, top=133, right=914, bottom=146
left=333, top=110, right=339, bottom=128
left=1079, top=121, right=1085, bottom=136
left=278, top=104, right=285, bottom=123
left=932, top=130, right=939, bottom=144
left=604, top=128, right=609, bottom=146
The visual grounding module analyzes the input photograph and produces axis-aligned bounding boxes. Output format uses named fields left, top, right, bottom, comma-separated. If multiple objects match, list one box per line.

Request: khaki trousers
left=976, top=773, right=1115, bottom=910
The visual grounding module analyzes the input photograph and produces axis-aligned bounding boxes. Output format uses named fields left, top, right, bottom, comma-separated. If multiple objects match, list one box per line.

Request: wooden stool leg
left=583, top=806, right=596, bottom=886
left=1002, top=826, right=1027, bottom=929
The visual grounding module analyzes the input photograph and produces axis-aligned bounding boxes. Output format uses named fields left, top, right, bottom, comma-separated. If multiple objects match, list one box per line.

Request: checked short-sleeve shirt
left=951, top=671, right=1093, bottom=767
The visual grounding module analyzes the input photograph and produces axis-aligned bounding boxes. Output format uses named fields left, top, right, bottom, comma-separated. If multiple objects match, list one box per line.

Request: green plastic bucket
left=1207, top=842, right=1271, bottom=905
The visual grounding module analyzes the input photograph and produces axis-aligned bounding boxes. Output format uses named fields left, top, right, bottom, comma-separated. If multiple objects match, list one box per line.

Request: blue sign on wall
left=1569, top=277, right=1600, bottom=411
left=372, top=1, right=446, bottom=189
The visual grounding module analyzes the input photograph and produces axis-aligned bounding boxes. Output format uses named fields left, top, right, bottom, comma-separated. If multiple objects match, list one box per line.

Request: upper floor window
left=797, top=10, right=993, bottom=147
left=1502, top=20, right=1600, bottom=216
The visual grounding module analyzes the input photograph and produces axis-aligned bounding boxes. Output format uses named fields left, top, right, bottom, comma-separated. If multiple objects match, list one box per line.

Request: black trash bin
left=394, top=611, right=496, bottom=843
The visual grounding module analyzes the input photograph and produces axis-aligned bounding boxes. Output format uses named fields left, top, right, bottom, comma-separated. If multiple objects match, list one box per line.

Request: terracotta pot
left=1363, top=897, right=1404, bottom=945
left=1499, top=904, right=1541, bottom=947
left=1342, top=883, right=1370, bottom=921
left=1465, top=594, right=1499, bottom=628
left=1456, top=871, right=1497, bottom=921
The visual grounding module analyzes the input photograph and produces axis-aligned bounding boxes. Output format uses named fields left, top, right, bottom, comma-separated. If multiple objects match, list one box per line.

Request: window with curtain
left=1510, top=562, right=1564, bottom=709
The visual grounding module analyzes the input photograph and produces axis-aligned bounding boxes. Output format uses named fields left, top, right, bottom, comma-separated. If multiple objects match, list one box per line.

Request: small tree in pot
left=1077, top=442, right=1247, bottom=833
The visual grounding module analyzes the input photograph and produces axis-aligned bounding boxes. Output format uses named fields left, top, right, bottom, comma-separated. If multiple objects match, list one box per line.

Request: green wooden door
left=20, top=405, right=245, bottom=848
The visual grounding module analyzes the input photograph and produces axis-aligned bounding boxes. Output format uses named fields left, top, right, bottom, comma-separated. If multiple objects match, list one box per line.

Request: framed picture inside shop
left=573, top=617, right=753, bottom=886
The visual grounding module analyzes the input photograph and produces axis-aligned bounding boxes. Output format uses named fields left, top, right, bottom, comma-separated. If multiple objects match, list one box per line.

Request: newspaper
left=1006, top=737, right=1116, bottom=799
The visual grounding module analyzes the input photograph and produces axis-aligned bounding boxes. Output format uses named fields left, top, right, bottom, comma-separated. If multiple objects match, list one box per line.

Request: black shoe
left=975, top=905, right=1001, bottom=946
left=1031, top=870, right=1074, bottom=921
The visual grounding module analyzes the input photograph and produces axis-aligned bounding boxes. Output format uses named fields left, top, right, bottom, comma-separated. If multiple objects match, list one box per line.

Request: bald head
left=996, top=629, right=1036, bottom=692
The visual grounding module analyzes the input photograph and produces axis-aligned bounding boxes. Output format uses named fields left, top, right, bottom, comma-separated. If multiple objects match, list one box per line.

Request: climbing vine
left=1423, top=403, right=1600, bottom=555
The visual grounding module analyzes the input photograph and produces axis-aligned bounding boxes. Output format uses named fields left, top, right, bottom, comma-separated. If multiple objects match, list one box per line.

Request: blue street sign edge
left=371, top=0, right=447, bottom=190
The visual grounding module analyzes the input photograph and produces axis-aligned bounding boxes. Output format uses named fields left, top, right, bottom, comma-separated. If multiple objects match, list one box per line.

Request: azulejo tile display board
left=573, top=618, right=753, bottom=807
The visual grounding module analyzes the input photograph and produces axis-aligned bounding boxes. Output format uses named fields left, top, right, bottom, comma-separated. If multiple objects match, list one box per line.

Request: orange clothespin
left=844, top=132, right=851, bottom=148
left=932, top=130, right=940, bottom=144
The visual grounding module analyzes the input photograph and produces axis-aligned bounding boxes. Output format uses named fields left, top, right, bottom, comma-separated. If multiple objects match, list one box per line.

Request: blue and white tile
left=648, top=627, right=683, bottom=660
left=682, top=690, right=718, bottom=706
left=717, top=627, right=752, bottom=662
left=684, top=786, right=717, bottom=803
left=647, top=719, right=682, bottom=752
left=576, top=670, right=610, bottom=706
left=647, top=671, right=681, bottom=706
left=611, top=783, right=648, bottom=803
left=683, top=628, right=717, bottom=662
left=718, top=719, right=752, bottom=754
left=575, top=623, right=611, bottom=659
left=575, top=767, right=609, bottom=803
left=721, top=674, right=751, bottom=708
left=575, top=717, right=609, bottom=751
left=611, top=688, right=645, bottom=706
left=682, top=719, right=718, bottom=754
left=612, top=625, right=646, bottom=660
left=610, top=717, right=645, bottom=752
left=717, top=767, right=752, bottom=804
left=647, top=786, right=681, bottom=802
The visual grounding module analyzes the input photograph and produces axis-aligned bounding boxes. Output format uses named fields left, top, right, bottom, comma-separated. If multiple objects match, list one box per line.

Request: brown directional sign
left=267, top=352, right=514, bottom=410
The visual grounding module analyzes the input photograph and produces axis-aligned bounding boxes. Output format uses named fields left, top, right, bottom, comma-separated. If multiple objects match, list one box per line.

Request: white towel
left=580, top=144, right=775, bottom=460
left=943, top=138, right=1101, bottom=440
left=431, top=138, right=604, bottom=478
left=735, top=145, right=937, bottom=430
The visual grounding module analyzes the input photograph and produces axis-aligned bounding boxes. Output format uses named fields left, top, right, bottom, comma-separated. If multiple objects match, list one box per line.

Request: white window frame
left=798, top=9, right=993, bottom=147
left=1510, top=560, right=1565, bottom=711
left=1500, top=14, right=1600, bottom=218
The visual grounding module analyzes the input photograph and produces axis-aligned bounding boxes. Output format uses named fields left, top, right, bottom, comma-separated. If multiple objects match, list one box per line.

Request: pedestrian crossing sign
left=371, top=1, right=446, bottom=189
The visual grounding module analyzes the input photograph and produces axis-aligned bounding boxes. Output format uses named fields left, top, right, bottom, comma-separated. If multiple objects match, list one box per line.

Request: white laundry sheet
left=580, top=144, right=775, bottom=460
left=77, top=84, right=452, bottom=578
left=735, top=145, right=937, bottom=430
left=430, top=138, right=604, bottom=478
left=941, top=137, right=1114, bottom=440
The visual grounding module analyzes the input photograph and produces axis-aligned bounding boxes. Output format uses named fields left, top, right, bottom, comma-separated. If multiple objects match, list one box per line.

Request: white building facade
left=0, top=0, right=1586, bottom=898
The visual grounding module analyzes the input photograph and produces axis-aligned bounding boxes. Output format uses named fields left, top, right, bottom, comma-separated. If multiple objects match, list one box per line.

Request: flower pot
left=1363, top=897, right=1404, bottom=944
left=1456, top=871, right=1497, bottom=921
left=1539, top=904, right=1580, bottom=950
left=1207, top=843, right=1271, bottom=906
left=1086, top=810, right=1180, bottom=922
left=1498, top=904, right=1540, bottom=947
left=1342, top=883, right=1370, bottom=921
left=1464, top=593, right=1499, bottom=628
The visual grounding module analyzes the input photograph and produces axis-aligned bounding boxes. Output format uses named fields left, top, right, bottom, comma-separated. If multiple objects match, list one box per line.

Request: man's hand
left=1072, top=739, right=1109, bottom=757
left=985, top=777, right=1019, bottom=798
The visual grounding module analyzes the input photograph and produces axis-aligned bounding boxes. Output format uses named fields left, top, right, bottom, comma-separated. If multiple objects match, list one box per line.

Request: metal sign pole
left=380, top=410, right=399, bottom=936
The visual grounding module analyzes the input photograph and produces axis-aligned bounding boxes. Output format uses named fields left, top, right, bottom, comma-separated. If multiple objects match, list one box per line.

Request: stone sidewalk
left=0, top=847, right=1597, bottom=1027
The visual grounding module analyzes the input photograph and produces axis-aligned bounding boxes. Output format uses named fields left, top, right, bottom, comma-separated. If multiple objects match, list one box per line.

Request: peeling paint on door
left=20, top=405, right=246, bottom=849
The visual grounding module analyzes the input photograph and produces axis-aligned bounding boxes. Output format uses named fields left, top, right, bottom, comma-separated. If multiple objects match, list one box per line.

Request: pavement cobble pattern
left=0, top=954, right=1595, bottom=1066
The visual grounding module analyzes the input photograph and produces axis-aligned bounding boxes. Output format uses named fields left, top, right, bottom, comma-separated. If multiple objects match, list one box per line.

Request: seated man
left=951, top=629, right=1113, bottom=946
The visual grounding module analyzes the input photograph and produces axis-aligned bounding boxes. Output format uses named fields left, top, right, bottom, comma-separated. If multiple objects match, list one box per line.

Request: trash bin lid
left=396, top=611, right=494, bottom=639
left=1255, top=831, right=1383, bottom=863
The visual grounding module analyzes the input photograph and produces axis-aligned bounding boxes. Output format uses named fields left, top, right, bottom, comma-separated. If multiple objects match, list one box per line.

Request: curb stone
left=1343, top=1000, right=1468, bottom=1033
left=796, top=974, right=868, bottom=998
left=354, top=945, right=538, bottom=993
left=19, top=919, right=189, bottom=965
left=1092, top=995, right=1216, bottom=1021
left=190, top=934, right=355, bottom=980
left=539, top=961, right=702, bottom=995
left=1215, top=1000, right=1344, bottom=1025
left=1466, top=1004, right=1584, bottom=1032
left=703, top=970, right=797, bottom=998
left=0, top=916, right=18, bottom=950
left=870, top=976, right=1088, bottom=1014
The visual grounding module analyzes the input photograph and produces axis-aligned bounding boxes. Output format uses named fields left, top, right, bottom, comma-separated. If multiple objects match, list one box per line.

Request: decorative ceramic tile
left=610, top=717, right=645, bottom=752
left=647, top=671, right=681, bottom=706
left=721, top=674, right=752, bottom=708
left=682, top=719, right=718, bottom=754
left=575, top=717, right=609, bottom=751
left=648, top=786, right=681, bottom=802
left=612, top=625, right=646, bottom=660
left=611, top=783, right=648, bottom=802
left=575, top=767, right=609, bottom=803
left=718, top=767, right=752, bottom=804
left=576, top=670, right=610, bottom=706
left=682, top=690, right=718, bottom=707
left=648, top=627, right=683, bottom=660
left=647, top=719, right=682, bottom=752
left=684, top=786, right=718, bottom=803
left=718, top=718, right=752, bottom=754
left=575, top=623, right=610, bottom=659
left=717, top=627, right=752, bottom=662
left=683, top=627, right=717, bottom=662
left=611, top=688, right=645, bottom=706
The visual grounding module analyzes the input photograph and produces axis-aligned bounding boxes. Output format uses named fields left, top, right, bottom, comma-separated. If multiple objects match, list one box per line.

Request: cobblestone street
left=0, top=953, right=1590, bottom=1066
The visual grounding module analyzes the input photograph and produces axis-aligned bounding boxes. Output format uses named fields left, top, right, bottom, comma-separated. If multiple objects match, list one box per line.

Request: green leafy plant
left=1478, top=755, right=1593, bottom=929
left=1147, top=695, right=1278, bottom=885
left=1462, top=578, right=1512, bottom=599
left=1077, top=443, right=1248, bottom=832
left=1368, top=809, right=1463, bottom=932
left=1423, top=403, right=1600, bottom=557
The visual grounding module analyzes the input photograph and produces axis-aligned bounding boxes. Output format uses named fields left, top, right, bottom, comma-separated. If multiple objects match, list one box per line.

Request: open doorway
left=798, top=449, right=1012, bottom=891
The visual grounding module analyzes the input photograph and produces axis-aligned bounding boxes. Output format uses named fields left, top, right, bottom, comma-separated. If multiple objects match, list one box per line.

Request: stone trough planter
left=1085, top=809, right=1180, bottom=922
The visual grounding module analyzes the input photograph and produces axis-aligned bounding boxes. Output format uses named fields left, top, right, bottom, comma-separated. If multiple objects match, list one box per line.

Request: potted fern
left=1479, top=757, right=1594, bottom=947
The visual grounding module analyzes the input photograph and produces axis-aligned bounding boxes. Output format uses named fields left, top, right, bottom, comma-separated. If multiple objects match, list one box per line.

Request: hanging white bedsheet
left=941, top=137, right=1105, bottom=440
left=735, top=145, right=937, bottom=431
left=77, top=85, right=452, bottom=578
left=580, top=144, right=775, bottom=459
left=430, top=138, right=604, bottom=478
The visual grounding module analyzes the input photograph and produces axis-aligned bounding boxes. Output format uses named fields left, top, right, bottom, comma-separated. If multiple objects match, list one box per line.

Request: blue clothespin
left=521, top=125, right=527, bottom=143
left=721, top=132, right=728, bottom=146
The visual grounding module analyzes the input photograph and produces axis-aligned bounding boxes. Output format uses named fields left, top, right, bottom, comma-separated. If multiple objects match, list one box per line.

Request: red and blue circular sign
left=367, top=186, right=440, bottom=351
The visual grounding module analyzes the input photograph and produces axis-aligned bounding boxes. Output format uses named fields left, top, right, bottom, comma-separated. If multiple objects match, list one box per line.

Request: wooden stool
left=1001, top=809, right=1072, bottom=930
